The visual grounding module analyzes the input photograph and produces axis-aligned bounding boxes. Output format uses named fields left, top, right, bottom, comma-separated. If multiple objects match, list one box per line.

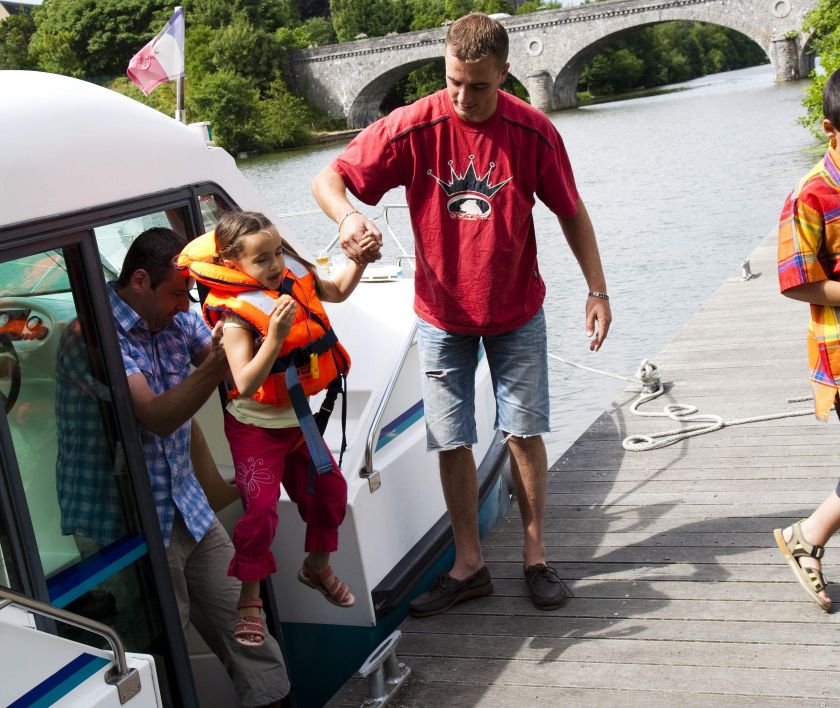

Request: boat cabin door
left=0, top=212, right=214, bottom=707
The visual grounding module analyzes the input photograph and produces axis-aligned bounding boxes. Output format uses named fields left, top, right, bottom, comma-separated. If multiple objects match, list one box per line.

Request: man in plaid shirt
left=110, top=227, right=289, bottom=707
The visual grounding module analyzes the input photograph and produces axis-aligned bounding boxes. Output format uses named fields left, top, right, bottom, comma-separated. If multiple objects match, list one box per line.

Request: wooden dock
left=330, top=234, right=840, bottom=707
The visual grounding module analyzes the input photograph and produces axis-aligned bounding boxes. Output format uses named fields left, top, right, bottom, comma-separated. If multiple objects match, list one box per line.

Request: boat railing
left=0, top=586, right=142, bottom=704
left=361, top=317, right=419, bottom=493
left=279, top=204, right=415, bottom=272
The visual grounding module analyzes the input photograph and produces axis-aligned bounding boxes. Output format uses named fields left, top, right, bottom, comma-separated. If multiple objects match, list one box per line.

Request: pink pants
left=224, top=412, right=348, bottom=583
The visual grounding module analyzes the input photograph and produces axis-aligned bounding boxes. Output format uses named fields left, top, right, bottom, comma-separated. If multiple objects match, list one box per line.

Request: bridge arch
left=288, top=0, right=817, bottom=127
left=546, top=18, right=772, bottom=110
left=349, top=62, right=531, bottom=128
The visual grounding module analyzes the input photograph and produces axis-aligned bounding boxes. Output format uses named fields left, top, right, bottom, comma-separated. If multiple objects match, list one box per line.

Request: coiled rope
left=547, top=354, right=815, bottom=452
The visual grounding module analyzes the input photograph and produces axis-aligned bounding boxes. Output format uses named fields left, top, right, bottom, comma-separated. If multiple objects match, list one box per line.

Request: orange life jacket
left=178, top=231, right=350, bottom=408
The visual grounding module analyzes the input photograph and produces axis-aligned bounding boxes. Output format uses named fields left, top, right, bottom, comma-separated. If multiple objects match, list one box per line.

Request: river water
left=238, top=64, right=820, bottom=461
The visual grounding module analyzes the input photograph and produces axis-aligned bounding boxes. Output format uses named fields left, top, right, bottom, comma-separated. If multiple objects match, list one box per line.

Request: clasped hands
left=338, top=212, right=383, bottom=264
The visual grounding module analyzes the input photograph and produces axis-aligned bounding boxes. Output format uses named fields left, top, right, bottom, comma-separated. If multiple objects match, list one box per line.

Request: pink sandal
left=297, top=559, right=355, bottom=608
left=234, top=598, right=265, bottom=647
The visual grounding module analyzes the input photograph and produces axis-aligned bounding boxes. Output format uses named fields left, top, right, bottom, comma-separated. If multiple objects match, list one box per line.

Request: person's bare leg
left=440, top=446, right=484, bottom=580
left=507, top=434, right=547, bottom=567
left=782, top=491, right=840, bottom=607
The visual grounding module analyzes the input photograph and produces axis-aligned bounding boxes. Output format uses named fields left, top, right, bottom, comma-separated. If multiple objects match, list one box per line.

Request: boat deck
left=330, top=234, right=840, bottom=706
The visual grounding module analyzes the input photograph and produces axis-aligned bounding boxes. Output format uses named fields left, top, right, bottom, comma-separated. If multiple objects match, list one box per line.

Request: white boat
left=0, top=70, right=507, bottom=707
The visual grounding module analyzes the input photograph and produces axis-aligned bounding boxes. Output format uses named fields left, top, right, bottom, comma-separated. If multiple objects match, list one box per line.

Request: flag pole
left=175, top=75, right=185, bottom=123
left=174, top=6, right=185, bottom=123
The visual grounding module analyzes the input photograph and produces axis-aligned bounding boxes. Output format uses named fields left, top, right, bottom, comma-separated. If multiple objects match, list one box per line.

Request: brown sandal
left=234, top=598, right=265, bottom=647
left=773, top=520, right=831, bottom=612
left=297, top=559, right=355, bottom=608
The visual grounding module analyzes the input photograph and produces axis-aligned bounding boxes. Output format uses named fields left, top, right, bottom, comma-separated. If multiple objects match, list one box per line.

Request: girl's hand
left=266, top=295, right=296, bottom=346
left=359, top=234, right=381, bottom=258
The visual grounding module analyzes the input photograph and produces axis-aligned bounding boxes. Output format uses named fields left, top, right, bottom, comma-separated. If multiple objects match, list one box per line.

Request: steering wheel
left=0, top=333, right=21, bottom=414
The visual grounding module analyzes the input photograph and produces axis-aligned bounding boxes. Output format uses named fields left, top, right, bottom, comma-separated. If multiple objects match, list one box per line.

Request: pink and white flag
left=127, top=7, right=185, bottom=96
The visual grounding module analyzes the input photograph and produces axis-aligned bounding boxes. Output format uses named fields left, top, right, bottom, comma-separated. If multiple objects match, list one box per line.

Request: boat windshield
left=0, top=251, right=71, bottom=297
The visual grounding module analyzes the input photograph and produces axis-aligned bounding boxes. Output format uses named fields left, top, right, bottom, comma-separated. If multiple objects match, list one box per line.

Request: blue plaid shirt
left=55, top=319, right=126, bottom=546
left=108, top=285, right=215, bottom=546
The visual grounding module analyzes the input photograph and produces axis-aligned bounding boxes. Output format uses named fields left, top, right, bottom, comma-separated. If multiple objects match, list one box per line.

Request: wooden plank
left=398, top=614, right=840, bottom=646
left=539, top=503, right=824, bottom=518
left=330, top=682, right=826, bottom=707
left=484, top=560, right=801, bottom=582
left=487, top=578, right=814, bottom=601
left=381, top=656, right=840, bottom=699
left=396, top=633, right=839, bottom=671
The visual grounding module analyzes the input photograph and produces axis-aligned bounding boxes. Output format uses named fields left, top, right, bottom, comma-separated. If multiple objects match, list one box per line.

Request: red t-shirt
left=332, top=89, right=579, bottom=334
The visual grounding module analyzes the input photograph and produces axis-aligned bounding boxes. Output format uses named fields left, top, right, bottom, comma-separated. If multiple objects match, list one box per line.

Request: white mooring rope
left=547, top=354, right=815, bottom=452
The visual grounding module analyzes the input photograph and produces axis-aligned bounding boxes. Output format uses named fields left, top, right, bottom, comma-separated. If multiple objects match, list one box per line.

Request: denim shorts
left=416, top=309, right=550, bottom=451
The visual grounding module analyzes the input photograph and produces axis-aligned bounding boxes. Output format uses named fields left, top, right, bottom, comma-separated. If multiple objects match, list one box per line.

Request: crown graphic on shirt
left=427, top=155, right=511, bottom=198
left=428, top=156, right=511, bottom=220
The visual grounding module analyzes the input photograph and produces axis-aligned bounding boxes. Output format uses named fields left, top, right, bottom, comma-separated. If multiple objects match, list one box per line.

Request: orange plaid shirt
left=778, top=145, right=840, bottom=421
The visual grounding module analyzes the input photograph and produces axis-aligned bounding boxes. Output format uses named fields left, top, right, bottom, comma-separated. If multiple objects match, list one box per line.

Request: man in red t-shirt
left=312, top=13, right=611, bottom=615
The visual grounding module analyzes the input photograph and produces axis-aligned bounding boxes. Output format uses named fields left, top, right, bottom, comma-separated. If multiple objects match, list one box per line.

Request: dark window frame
left=0, top=183, right=240, bottom=707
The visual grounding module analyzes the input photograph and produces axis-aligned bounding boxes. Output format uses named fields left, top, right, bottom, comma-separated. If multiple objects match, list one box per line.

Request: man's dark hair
left=445, top=13, right=508, bottom=66
left=117, top=227, right=187, bottom=289
left=823, top=68, right=840, bottom=128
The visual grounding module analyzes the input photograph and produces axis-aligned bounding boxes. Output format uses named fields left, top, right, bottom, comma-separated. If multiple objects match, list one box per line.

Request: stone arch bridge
left=288, top=0, right=817, bottom=128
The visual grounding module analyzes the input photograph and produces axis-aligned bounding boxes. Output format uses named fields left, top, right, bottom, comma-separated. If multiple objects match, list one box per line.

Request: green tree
left=181, top=0, right=298, bottom=31
left=29, top=0, right=169, bottom=79
left=405, top=60, right=446, bottom=102
left=189, top=70, right=264, bottom=154
left=329, top=0, right=410, bottom=41
left=407, top=0, right=446, bottom=30
left=299, top=16, right=337, bottom=46
left=579, top=21, right=767, bottom=98
left=473, top=0, right=511, bottom=15
left=208, top=13, right=280, bottom=89
left=0, top=10, right=37, bottom=70
left=802, top=0, right=840, bottom=136
left=515, top=1, right=550, bottom=13
left=260, top=76, right=312, bottom=147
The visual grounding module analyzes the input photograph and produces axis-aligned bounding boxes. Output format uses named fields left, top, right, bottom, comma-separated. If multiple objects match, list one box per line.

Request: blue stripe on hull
left=47, top=535, right=148, bottom=608
left=375, top=400, right=423, bottom=451
left=8, top=652, right=110, bottom=707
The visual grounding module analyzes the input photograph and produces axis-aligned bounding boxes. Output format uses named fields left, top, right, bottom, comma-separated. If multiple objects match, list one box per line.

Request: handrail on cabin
left=362, top=318, right=419, bottom=487
left=0, top=586, right=141, bottom=703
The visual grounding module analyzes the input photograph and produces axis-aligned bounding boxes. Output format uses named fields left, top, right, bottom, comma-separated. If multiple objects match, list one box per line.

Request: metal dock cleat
left=357, top=630, right=411, bottom=707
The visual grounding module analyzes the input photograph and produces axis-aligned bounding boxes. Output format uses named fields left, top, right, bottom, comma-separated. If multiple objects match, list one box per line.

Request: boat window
left=0, top=251, right=70, bottom=297
left=0, top=242, right=166, bottom=655
left=94, top=209, right=188, bottom=279
left=197, top=192, right=232, bottom=233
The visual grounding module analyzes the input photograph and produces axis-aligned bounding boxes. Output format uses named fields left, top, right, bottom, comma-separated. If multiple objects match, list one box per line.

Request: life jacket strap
left=313, top=372, right=348, bottom=467
left=269, top=329, right=339, bottom=374
left=285, top=363, right=333, bottom=493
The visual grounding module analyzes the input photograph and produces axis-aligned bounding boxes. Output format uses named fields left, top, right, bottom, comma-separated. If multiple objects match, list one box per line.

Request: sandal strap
left=327, top=579, right=350, bottom=604
left=303, top=559, right=333, bottom=582
left=790, top=520, right=826, bottom=560
left=236, top=598, right=263, bottom=610
left=235, top=616, right=263, bottom=631
left=802, top=565, right=829, bottom=593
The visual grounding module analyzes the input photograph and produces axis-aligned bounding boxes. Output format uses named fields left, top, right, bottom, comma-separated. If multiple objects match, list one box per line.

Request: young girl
left=179, top=210, right=378, bottom=646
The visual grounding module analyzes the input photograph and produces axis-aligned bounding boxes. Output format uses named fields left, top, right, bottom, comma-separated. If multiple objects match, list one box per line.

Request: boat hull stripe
left=376, top=400, right=423, bottom=451
left=47, top=535, right=148, bottom=608
left=8, top=652, right=110, bottom=707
